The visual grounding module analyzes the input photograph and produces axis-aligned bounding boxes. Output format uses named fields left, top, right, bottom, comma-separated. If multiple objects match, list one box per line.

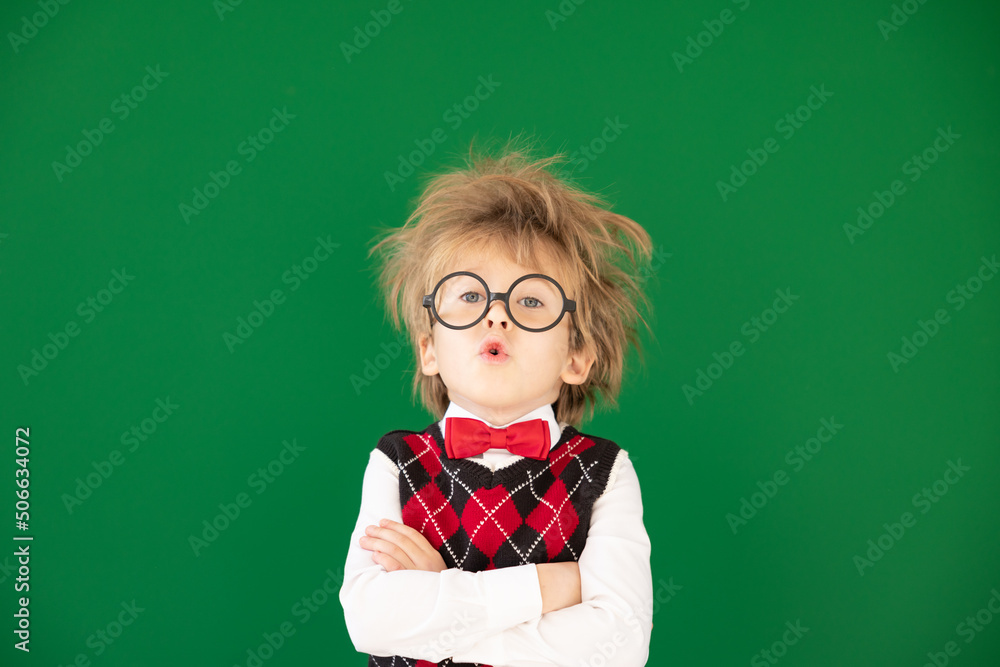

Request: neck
left=448, top=396, right=552, bottom=427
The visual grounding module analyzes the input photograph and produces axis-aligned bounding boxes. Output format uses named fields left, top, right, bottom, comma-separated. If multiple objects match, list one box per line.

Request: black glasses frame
left=422, top=271, right=577, bottom=333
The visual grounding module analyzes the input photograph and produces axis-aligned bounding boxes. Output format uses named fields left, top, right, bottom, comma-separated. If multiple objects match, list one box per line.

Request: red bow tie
left=444, top=417, right=552, bottom=461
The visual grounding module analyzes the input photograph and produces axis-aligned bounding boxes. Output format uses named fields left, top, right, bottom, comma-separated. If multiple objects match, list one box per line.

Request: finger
left=377, top=520, right=437, bottom=556
left=378, top=521, right=449, bottom=571
left=366, top=523, right=424, bottom=562
left=380, top=519, right=433, bottom=547
left=362, top=535, right=417, bottom=570
left=371, top=550, right=405, bottom=572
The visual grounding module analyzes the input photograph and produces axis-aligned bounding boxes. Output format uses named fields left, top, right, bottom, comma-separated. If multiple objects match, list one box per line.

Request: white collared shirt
left=339, top=402, right=653, bottom=666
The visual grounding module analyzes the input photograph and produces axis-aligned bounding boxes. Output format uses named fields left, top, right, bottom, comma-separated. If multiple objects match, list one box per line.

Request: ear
left=418, top=331, right=439, bottom=376
left=560, top=345, right=595, bottom=386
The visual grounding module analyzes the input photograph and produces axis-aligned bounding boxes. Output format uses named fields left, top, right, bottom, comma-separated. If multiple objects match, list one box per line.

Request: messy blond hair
left=368, top=134, right=655, bottom=427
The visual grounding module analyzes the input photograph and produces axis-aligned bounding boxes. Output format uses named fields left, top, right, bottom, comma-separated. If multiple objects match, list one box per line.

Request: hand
left=358, top=518, right=448, bottom=573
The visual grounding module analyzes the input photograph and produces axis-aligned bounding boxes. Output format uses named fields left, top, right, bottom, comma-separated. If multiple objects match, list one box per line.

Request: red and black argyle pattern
left=367, top=420, right=622, bottom=667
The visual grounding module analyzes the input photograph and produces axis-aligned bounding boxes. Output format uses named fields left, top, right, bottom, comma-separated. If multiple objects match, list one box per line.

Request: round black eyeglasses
left=422, top=271, right=576, bottom=333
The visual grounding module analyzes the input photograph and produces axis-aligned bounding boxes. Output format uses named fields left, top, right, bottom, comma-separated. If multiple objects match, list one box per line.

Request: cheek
left=523, top=338, right=569, bottom=372
left=434, top=334, right=474, bottom=373
left=544, top=328, right=571, bottom=359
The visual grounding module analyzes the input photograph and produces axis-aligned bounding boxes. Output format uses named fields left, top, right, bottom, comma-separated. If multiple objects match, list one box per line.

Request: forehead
left=445, top=245, right=569, bottom=288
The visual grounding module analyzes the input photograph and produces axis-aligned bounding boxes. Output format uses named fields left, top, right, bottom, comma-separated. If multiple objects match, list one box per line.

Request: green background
left=2, top=0, right=998, bottom=665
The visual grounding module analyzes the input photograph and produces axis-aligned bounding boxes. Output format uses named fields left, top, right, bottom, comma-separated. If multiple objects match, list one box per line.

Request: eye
left=460, top=291, right=483, bottom=303
left=519, top=296, right=542, bottom=308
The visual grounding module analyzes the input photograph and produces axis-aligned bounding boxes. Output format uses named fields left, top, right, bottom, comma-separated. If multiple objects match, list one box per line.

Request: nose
left=484, top=298, right=511, bottom=330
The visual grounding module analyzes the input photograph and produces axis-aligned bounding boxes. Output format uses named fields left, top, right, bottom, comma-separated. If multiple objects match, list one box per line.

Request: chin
left=466, top=391, right=518, bottom=410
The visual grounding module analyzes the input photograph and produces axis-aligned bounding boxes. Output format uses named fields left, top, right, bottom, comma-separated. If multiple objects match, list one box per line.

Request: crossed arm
left=359, top=519, right=583, bottom=615
left=339, top=448, right=653, bottom=666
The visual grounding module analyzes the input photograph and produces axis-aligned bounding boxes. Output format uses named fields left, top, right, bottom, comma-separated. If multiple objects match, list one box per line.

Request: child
left=339, top=136, right=656, bottom=667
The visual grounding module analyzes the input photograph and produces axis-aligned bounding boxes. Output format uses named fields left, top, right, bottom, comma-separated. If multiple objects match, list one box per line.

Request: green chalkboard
left=1, top=0, right=998, bottom=665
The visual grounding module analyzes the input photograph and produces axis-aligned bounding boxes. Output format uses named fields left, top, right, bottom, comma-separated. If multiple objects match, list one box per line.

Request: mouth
left=479, top=337, right=510, bottom=364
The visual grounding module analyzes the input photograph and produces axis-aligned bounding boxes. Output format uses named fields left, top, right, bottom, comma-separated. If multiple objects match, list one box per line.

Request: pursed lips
left=479, top=336, right=509, bottom=356
left=478, top=336, right=510, bottom=361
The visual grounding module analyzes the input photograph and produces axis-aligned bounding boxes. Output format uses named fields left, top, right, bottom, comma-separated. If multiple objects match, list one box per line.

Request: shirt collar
left=438, top=401, right=564, bottom=453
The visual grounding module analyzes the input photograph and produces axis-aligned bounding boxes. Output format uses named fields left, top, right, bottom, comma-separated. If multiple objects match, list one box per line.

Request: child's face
left=419, top=248, right=595, bottom=426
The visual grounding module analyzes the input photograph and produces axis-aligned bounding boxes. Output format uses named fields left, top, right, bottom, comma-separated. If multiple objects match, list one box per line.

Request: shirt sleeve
left=339, top=447, right=546, bottom=662
left=450, top=451, right=654, bottom=667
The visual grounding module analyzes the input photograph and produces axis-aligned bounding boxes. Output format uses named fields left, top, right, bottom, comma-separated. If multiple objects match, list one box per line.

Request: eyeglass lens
left=434, top=275, right=565, bottom=329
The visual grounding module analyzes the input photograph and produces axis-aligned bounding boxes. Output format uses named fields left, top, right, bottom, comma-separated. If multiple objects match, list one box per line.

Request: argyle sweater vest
left=366, top=420, right=622, bottom=667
